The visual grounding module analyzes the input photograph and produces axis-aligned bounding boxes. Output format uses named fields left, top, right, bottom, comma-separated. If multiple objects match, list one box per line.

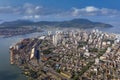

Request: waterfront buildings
left=10, top=29, right=120, bottom=80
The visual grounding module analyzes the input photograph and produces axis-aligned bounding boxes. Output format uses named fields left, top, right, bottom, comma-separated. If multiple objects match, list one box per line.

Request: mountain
left=0, top=18, right=113, bottom=29
left=0, top=20, right=34, bottom=28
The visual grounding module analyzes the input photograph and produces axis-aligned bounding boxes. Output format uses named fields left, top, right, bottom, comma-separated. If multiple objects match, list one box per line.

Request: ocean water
left=0, top=32, right=47, bottom=80
left=0, top=37, right=27, bottom=80
left=100, top=26, right=120, bottom=34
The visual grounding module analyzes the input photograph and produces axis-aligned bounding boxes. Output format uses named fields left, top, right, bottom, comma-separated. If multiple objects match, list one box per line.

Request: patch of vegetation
left=72, top=61, right=94, bottom=80
left=78, top=41, right=87, bottom=48
left=89, top=48, right=98, bottom=52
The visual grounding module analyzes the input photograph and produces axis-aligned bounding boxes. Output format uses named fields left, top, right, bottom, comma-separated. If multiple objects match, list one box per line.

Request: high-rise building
left=52, top=35, right=58, bottom=46
left=30, top=47, right=40, bottom=63
left=30, top=48, right=35, bottom=59
left=52, top=31, right=62, bottom=46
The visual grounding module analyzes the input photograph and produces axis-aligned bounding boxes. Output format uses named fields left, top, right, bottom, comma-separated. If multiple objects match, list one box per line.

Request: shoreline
left=9, top=29, right=120, bottom=80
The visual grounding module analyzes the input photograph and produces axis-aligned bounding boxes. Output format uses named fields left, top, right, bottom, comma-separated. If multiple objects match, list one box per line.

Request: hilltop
left=0, top=18, right=113, bottom=29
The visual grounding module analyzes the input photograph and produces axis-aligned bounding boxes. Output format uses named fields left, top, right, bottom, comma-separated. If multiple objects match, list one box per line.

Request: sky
left=0, top=0, right=120, bottom=26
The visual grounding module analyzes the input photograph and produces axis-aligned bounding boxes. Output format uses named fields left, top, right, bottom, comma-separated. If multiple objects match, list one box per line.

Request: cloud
left=0, top=3, right=46, bottom=15
left=34, top=15, right=40, bottom=19
left=0, top=4, right=119, bottom=20
left=71, top=6, right=120, bottom=17
left=82, top=6, right=98, bottom=12
left=0, top=6, right=14, bottom=14
left=0, top=3, right=55, bottom=19
left=22, top=3, right=42, bottom=15
left=22, top=15, right=33, bottom=19
left=22, top=15, right=40, bottom=19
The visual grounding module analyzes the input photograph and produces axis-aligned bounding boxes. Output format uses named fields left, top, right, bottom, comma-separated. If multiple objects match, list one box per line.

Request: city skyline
left=0, top=0, right=120, bottom=80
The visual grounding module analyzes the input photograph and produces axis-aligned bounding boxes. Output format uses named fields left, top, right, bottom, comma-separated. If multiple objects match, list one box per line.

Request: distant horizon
left=0, top=17, right=119, bottom=28
left=0, top=18, right=107, bottom=22
left=0, top=0, right=120, bottom=27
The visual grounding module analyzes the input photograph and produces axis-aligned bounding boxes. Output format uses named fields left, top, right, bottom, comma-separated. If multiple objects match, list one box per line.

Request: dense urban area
left=10, top=29, right=120, bottom=80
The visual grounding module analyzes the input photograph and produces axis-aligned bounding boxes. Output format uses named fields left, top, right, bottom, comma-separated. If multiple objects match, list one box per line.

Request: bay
left=0, top=32, right=47, bottom=80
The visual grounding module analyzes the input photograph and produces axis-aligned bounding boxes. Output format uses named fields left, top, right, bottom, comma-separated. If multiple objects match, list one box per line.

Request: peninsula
left=10, top=29, right=120, bottom=80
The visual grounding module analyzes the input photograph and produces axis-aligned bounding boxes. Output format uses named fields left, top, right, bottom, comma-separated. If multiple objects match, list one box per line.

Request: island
left=0, top=19, right=113, bottom=37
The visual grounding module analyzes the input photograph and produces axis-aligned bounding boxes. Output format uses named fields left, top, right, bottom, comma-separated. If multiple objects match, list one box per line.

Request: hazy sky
left=0, top=0, right=120, bottom=26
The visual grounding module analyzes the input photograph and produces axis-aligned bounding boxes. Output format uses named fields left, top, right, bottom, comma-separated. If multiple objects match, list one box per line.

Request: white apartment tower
left=52, top=35, right=58, bottom=46
left=52, top=31, right=62, bottom=46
